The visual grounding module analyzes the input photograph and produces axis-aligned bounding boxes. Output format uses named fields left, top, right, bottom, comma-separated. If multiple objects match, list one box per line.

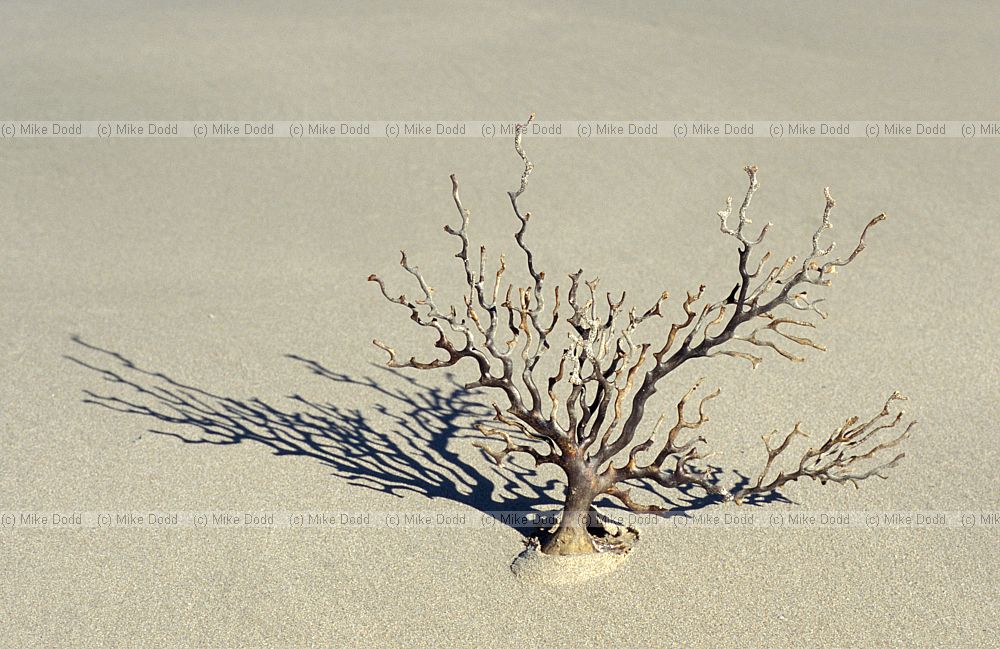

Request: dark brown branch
left=614, top=169, right=887, bottom=458
left=369, top=129, right=911, bottom=555
left=473, top=403, right=558, bottom=467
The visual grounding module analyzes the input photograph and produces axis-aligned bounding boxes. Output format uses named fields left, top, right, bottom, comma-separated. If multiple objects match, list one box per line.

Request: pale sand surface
left=2, top=2, right=999, bottom=647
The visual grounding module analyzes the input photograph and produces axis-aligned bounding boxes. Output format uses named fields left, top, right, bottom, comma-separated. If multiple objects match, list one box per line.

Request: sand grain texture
left=2, top=2, right=999, bottom=647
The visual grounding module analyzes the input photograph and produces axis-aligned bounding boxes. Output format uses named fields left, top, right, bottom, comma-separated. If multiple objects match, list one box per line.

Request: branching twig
left=733, top=392, right=916, bottom=503
left=368, top=118, right=913, bottom=555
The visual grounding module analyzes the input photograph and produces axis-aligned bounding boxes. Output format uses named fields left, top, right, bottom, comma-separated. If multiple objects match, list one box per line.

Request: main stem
left=540, top=461, right=600, bottom=555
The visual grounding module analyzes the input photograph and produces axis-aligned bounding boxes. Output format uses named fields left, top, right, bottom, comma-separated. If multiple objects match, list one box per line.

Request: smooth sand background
left=2, top=2, right=999, bottom=647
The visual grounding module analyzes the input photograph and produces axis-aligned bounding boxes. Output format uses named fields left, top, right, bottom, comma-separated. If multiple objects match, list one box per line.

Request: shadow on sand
left=65, top=336, right=782, bottom=541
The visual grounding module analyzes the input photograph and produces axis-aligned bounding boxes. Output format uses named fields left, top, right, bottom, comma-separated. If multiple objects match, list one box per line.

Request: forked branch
left=367, top=116, right=913, bottom=554
left=733, top=392, right=916, bottom=503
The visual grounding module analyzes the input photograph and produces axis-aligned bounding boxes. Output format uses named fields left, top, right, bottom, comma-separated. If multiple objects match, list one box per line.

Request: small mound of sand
left=511, top=533, right=638, bottom=586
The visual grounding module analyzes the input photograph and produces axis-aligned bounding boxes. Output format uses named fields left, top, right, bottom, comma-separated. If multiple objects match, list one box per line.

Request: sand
left=2, top=2, right=999, bottom=647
